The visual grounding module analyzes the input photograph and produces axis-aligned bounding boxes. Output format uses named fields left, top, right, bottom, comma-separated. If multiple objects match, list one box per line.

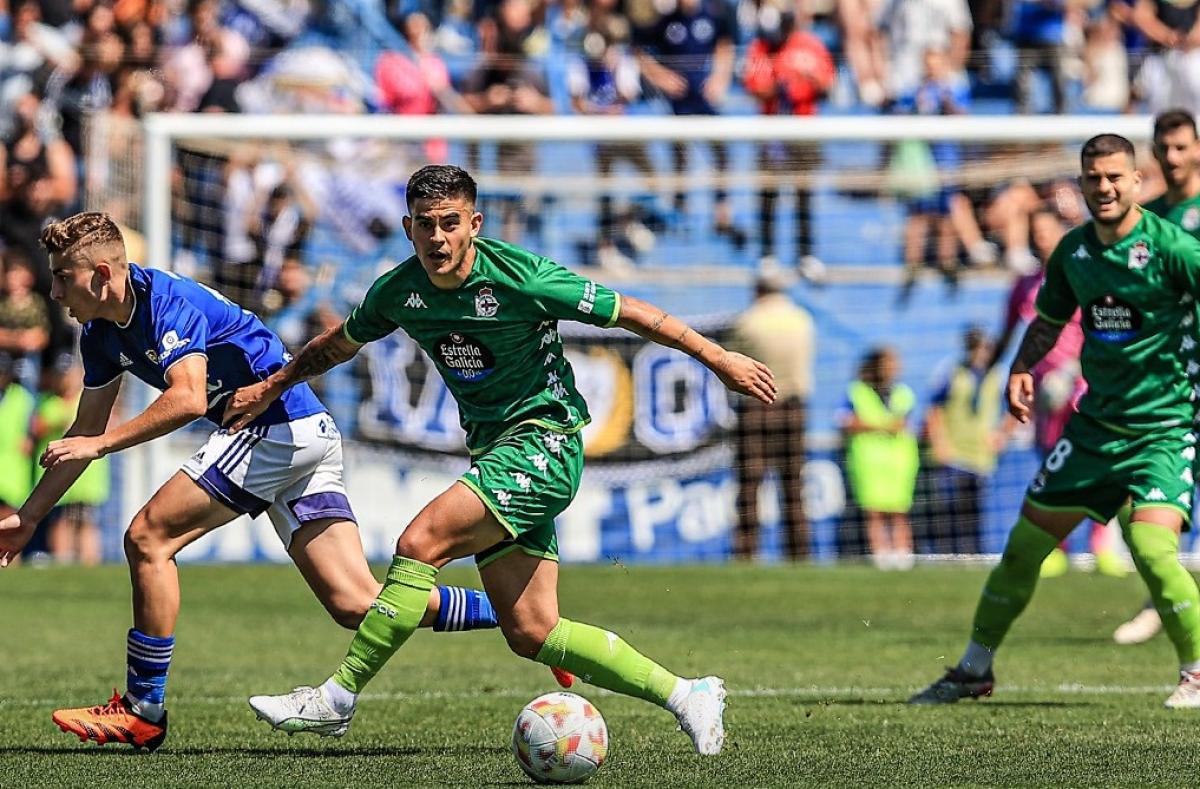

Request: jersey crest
left=1128, top=240, right=1151, bottom=270
left=475, top=286, right=499, bottom=318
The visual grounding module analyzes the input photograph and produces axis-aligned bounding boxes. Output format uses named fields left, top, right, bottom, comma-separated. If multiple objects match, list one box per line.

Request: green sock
left=1125, top=520, right=1200, bottom=665
left=535, top=618, right=681, bottom=709
left=970, top=516, right=1060, bottom=649
left=332, top=556, right=437, bottom=693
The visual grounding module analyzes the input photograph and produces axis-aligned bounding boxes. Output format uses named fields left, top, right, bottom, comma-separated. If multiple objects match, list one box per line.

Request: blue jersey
left=80, top=264, right=325, bottom=427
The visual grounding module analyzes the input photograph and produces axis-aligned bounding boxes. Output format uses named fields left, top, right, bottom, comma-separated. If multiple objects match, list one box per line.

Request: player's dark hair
left=1080, top=134, right=1136, bottom=166
left=1154, top=109, right=1197, bottom=142
left=40, top=212, right=124, bottom=257
left=859, top=346, right=895, bottom=391
left=406, top=165, right=477, bottom=209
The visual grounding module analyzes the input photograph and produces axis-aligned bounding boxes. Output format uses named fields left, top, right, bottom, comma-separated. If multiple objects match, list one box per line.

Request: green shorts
left=1026, top=414, right=1195, bottom=524
left=458, top=424, right=585, bottom=568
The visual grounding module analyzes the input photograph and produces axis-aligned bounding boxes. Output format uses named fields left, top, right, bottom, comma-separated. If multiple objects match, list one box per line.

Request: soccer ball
left=511, top=691, right=608, bottom=784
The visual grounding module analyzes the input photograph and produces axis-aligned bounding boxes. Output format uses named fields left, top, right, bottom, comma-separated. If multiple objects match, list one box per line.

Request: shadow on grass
left=0, top=745, right=509, bottom=758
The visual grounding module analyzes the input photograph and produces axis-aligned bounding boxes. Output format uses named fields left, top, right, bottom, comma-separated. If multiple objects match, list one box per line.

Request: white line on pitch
left=0, top=684, right=1179, bottom=709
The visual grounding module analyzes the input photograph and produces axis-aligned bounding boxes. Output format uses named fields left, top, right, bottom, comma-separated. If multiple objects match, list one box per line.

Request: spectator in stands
left=0, top=0, right=77, bottom=99
left=51, top=29, right=125, bottom=155
left=635, top=0, right=747, bottom=250
left=197, top=29, right=250, bottom=113
left=263, top=257, right=318, bottom=352
left=160, top=0, right=226, bottom=112
left=840, top=346, right=920, bottom=570
left=837, top=0, right=887, bottom=105
left=1131, top=0, right=1200, bottom=115
left=35, top=353, right=108, bottom=567
left=0, top=351, right=34, bottom=522
left=877, top=0, right=972, bottom=100
left=0, top=90, right=77, bottom=218
left=567, top=2, right=661, bottom=271
left=923, top=326, right=1011, bottom=555
left=731, top=265, right=815, bottom=561
left=376, top=12, right=471, bottom=162
left=0, top=247, right=51, bottom=369
left=1011, top=0, right=1069, bottom=113
left=896, top=48, right=996, bottom=296
left=434, top=0, right=480, bottom=84
left=217, top=163, right=316, bottom=312
left=462, top=0, right=555, bottom=243
left=743, top=0, right=834, bottom=278
left=1082, top=11, right=1131, bottom=112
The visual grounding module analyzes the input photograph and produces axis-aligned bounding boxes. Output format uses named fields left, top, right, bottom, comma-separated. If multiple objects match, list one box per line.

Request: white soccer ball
left=511, top=691, right=608, bottom=784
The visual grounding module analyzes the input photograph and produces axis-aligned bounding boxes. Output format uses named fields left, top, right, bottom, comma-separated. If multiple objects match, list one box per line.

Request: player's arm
left=42, top=355, right=209, bottom=470
left=1006, top=316, right=1066, bottom=423
left=616, top=294, right=777, bottom=404
left=0, top=379, right=121, bottom=567
left=224, top=322, right=361, bottom=431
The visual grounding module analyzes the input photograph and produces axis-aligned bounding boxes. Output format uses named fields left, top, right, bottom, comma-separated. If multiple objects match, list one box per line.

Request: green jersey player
left=910, top=134, right=1200, bottom=709
left=225, top=165, right=777, bottom=754
left=1112, top=109, right=1200, bottom=647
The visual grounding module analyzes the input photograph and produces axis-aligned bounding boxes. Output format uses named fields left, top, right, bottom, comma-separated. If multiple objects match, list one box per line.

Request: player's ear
left=92, top=260, right=112, bottom=286
left=402, top=215, right=413, bottom=241
left=470, top=209, right=483, bottom=237
left=1133, top=168, right=1143, bottom=196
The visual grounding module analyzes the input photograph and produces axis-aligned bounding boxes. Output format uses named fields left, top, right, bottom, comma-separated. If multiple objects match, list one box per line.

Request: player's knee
left=395, top=531, right=441, bottom=566
left=327, top=590, right=373, bottom=630
left=124, top=510, right=169, bottom=564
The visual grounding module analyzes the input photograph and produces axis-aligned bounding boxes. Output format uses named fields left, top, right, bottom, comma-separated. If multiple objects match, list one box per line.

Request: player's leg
left=248, top=481, right=509, bottom=736
left=53, top=472, right=239, bottom=749
left=890, top=512, right=915, bottom=570
left=1120, top=506, right=1200, bottom=707
left=482, top=549, right=725, bottom=755
left=865, top=510, right=890, bottom=568
left=910, top=499, right=1083, bottom=704
left=286, top=516, right=498, bottom=632
left=733, top=399, right=768, bottom=559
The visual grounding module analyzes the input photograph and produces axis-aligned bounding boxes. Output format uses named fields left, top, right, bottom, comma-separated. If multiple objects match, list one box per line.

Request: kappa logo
left=405, top=292, right=427, bottom=309
left=1073, top=245, right=1089, bottom=260
left=1146, top=487, right=1167, bottom=501
left=118, top=352, right=134, bottom=367
left=475, top=286, right=499, bottom=318
left=1128, top=240, right=1151, bottom=270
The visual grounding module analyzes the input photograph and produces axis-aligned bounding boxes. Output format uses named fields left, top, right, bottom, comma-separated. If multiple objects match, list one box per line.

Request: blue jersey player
left=0, top=212, right=550, bottom=751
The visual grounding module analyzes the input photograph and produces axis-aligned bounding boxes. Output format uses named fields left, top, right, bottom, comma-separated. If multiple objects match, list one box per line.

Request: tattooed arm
left=1006, top=316, right=1065, bottom=423
left=223, top=323, right=361, bottom=430
left=616, top=294, right=777, bottom=404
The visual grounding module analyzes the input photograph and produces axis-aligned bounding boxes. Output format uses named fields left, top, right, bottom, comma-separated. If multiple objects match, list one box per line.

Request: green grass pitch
left=1, top=562, right=1196, bottom=787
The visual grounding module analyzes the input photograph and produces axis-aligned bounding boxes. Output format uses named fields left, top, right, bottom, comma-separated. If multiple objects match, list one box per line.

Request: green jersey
left=1036, top=209, right=1200, bottom=432
left=345, top=237, right=622, bottom=452
left=1144, top=193, right=1200, bottom=238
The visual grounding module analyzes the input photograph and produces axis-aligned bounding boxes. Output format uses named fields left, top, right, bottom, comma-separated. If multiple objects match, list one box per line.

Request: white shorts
left=181, top=412, right=355, bottom=547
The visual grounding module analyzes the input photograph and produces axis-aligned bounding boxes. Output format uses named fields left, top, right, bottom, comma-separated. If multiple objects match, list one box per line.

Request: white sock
left=665, top=678, right=692, bottom=715
left=320, top=677, right=358, bottom=716
left=958, top=641, right=994, bottom=677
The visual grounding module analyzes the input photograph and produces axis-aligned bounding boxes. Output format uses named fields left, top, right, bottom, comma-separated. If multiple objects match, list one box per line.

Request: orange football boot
left=52, top=690, right=168, bottom=751
left=551, top=667, right=576, bottom=689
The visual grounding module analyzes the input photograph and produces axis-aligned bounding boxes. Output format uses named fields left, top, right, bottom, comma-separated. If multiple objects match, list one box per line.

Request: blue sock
left=126, top=628, right=174, bottom=722
left=433, top=586, right=498, bottom=632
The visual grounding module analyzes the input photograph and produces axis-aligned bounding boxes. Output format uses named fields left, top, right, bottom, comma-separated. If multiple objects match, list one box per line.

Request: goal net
left=88, top=112, right=1165, bottom=564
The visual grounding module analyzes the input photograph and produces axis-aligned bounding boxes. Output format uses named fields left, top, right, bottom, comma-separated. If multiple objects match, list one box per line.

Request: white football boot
left=1113, top=606, right=1162, bottom=646
left=1164, top=670, right=1200, bottom=709
left=249, top=686, right=354, bottom=736
left=673, top=676, right=727, bottom=755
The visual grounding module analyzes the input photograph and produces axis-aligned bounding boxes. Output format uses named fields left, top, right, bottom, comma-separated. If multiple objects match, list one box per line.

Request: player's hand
left=41, top=435, right=108, bottom=469
left=1007, top=371, right=1035, bottom=423
left=0, top=512, right=36, bottom=568
left=224, top=380, right=278, bottom=431
left=715, top=352, right=777, bottom=404
left=652, top=68, right=688, bottom=99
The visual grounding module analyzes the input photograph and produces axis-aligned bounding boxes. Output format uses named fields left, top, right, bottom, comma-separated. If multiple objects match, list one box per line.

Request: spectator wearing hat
left=728, top=266, right=815, bottom=560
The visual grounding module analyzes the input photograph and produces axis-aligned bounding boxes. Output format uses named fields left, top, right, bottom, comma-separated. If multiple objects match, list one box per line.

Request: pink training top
left=1005, top=270, right=1084, bottom=377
